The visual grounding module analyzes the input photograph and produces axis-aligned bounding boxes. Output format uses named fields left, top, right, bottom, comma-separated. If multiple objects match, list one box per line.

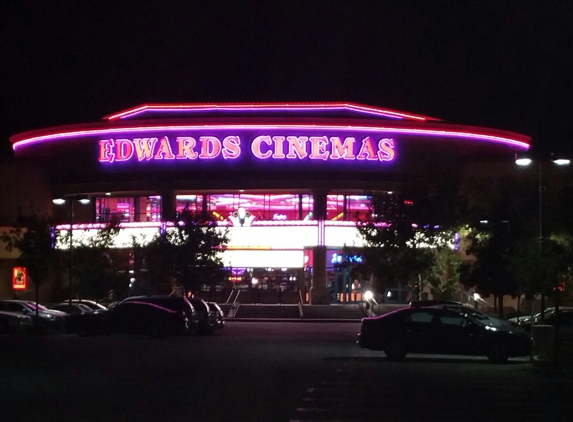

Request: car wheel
left=486, top=342, right=510, bottom=364
left=384, top=339, right=408, bottom=361
left=0, top=320, right=10, bottom=335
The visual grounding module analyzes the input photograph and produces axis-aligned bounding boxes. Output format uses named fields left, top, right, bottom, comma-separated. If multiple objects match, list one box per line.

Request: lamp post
left=53, top=196, right=91, bottom=305
left=515, top=153, right=570, bottom=319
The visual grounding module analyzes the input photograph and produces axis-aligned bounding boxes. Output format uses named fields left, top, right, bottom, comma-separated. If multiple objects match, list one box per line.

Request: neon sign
left=98, top=135, right=395, bottom=163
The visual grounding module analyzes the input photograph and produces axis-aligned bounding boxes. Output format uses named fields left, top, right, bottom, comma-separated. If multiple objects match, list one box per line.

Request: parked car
left=0, top=310, right=33, bottom=335
left=0, top=300, right=66, bottom=333
left=68, top=299, right=108, bottom=311
left=49, top=303, right=93, bottom=314
left=358, top=306, right=532, bottom=363
left=411, top=300, right=517, bottom=331
left=75, top=300, right=188, bottom=338
left=120, top=295, right=199, bottom=334
left=188, top=298, right=216, bottom=334
left=48, top=302, right=96, bottom=334
left=207, top=302, right=225, bottom=329
left=509, top=307, right=573, bottom=326
left=517, top=308, right=573, bottom=341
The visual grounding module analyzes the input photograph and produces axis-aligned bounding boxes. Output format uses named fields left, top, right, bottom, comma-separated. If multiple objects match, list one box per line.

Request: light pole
left=53, top=195, right=91, bottom=305
left=515, top=153, right=570, bottom=318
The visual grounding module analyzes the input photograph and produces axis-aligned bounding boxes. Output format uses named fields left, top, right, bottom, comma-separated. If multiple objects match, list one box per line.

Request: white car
left=0, top=310, right=33, bottom=334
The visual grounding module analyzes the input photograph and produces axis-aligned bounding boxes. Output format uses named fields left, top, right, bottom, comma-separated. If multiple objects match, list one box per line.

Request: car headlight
left=44, top=313, right=55, bottom=319
left=485, top=325, right=498, bottom=331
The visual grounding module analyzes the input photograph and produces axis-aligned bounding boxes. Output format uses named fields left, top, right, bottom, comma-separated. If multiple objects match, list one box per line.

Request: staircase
left=234, top=304, right=300, bottom=319
left=301, top=304, right=368, bottom=320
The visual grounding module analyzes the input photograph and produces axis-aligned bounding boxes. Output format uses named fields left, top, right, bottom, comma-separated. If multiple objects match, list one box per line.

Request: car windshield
left=23, top=302, right=48, bottom=312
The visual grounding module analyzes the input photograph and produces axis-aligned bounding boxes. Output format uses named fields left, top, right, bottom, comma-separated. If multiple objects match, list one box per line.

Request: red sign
left=12, top=267, right=27, bottom=290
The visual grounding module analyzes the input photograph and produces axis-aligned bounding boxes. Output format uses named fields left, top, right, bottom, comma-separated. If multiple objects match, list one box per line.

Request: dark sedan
left=75, top=301, right=188, bottom=338
left=358, top=306, right=531, bottom=363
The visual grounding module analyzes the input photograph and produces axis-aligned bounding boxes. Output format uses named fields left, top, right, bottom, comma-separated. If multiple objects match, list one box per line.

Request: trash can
left=531, top=325, right=555, bottom=365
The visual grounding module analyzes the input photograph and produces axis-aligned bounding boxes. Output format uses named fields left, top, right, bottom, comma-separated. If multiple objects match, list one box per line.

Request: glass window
left=439, top=314, right=467, bottom=326
left=176, top=195, right=203, bottom=214
left=409, top=311, right=434, bottom=324
left=96, top=197, right=135, bottom=223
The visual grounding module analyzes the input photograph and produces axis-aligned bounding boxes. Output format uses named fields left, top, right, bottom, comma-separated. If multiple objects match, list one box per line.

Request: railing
left=298, top=291, right=304, bottom=319
left=226, top=289, right=238, bottom=304
left=228, top=290, right=241, bottom=317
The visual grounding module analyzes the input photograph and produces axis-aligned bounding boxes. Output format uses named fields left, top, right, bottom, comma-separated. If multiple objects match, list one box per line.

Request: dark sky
left=2, top=1, right=573, bottom=159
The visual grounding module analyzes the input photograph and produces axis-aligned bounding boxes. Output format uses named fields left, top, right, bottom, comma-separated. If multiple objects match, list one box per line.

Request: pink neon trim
left=103, top=102, right=438, bottom=122
left=12, top=124, right=531, bottom=151
left=54, top=220, right=360, bottom=231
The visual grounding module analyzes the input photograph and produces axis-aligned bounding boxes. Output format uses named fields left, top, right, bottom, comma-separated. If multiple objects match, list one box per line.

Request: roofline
left=103, top=102, right=442, bottom=122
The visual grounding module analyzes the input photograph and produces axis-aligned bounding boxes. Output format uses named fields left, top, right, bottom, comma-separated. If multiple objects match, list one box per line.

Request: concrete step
left=234, top=304, right=300, bottom=319
left=218, top=304, right=369, bottom=320
left=302, top=305, right=367, bottom=320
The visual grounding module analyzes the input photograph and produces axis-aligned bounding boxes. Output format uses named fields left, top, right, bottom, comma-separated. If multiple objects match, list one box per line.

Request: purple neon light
left=104, top=103, right=438, bottom=122
left=12, top=123, right=531, bottom=151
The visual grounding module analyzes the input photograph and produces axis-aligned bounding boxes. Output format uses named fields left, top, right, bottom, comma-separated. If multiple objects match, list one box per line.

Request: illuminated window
left=96, top=196, right=162, bottom=222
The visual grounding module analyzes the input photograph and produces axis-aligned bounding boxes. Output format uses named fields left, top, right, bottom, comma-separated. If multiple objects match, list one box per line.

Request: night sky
left=2, top=1, right=572, bottom=159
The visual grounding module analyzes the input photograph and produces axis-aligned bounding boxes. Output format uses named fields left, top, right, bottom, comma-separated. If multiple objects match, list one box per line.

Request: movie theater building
left=7, top=103, right=530, bottom=303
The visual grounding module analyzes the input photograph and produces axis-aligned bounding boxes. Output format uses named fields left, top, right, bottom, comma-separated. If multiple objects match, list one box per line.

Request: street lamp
left=515, top=152, right=570, bottom=319
left=53, top=195, right=91, bottom=305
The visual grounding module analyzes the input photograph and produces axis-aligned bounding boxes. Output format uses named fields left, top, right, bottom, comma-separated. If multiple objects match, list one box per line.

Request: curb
left=227, top=318, right=362, bottom=323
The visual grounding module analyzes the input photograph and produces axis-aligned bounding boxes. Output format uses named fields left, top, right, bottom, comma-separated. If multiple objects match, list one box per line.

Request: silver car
left=0, top=300, right=66, bottom=333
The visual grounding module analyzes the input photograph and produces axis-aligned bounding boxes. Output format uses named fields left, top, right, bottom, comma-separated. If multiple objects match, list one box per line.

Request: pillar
left=160, top=191, right=176, bottom=221
left=310, top=190, right=330, bottom=304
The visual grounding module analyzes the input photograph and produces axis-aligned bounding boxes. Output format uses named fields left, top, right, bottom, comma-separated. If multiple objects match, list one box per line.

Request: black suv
left=121, top=296, right=200, bottom=335
left=75, top=300, right=188, bottom=338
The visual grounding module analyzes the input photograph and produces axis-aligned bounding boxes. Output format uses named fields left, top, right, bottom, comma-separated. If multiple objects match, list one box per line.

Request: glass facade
left=95, top=193, right=371, bottom=224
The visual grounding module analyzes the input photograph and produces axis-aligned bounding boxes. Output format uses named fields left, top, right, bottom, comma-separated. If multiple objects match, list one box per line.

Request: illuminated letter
left=175, top=137, right=198, bottom=159
left=251, top=135, right=273, bottom=159
left=199, top=136, right=222, bottom=158
left=272, top=136, right=285, bottom=159
left=222, top=136, right=241, bottom=159
left=115, top=139, right=134, bottom=162
left=286, top=136, right=308, bottom=159
left=330, top=137, right=355, bottom=160
left=99, top=139, right=115, bottom=163
left=154, top=136, right=175, bottom=160
left=309, top=136, right=329, bottom=160
left=357, top=137, right=377, bottom=161
left=133, top=138, right=158, bottom=161
left=378, top=138, right=395, bottom=161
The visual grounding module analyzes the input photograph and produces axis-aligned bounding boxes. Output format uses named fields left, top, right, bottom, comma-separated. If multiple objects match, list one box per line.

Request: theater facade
left=9, top=103, right=531, bottom=303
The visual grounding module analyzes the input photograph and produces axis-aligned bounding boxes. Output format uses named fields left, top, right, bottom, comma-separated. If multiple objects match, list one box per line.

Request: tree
left=423, top=244, right=464, bottom=301
left=357, top=175, right=466, bottom=298
left=142, top=208, right=229, bottom=295
left=461, top=176, right=532, bottom=315
left=1, top=212, right=58, bottom=322
left=60, top=217, right=124, bottom=301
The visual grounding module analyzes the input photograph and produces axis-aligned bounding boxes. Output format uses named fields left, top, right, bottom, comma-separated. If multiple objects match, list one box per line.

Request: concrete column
left=160, top=191, right=176, bottom=221
left=310, top=245, right=330, bottom=304
left=310, top=189, right=330, bottom=304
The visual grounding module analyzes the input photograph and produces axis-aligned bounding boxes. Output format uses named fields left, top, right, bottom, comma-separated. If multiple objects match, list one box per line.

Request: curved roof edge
left=10, top=118, right=531, bottom=152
